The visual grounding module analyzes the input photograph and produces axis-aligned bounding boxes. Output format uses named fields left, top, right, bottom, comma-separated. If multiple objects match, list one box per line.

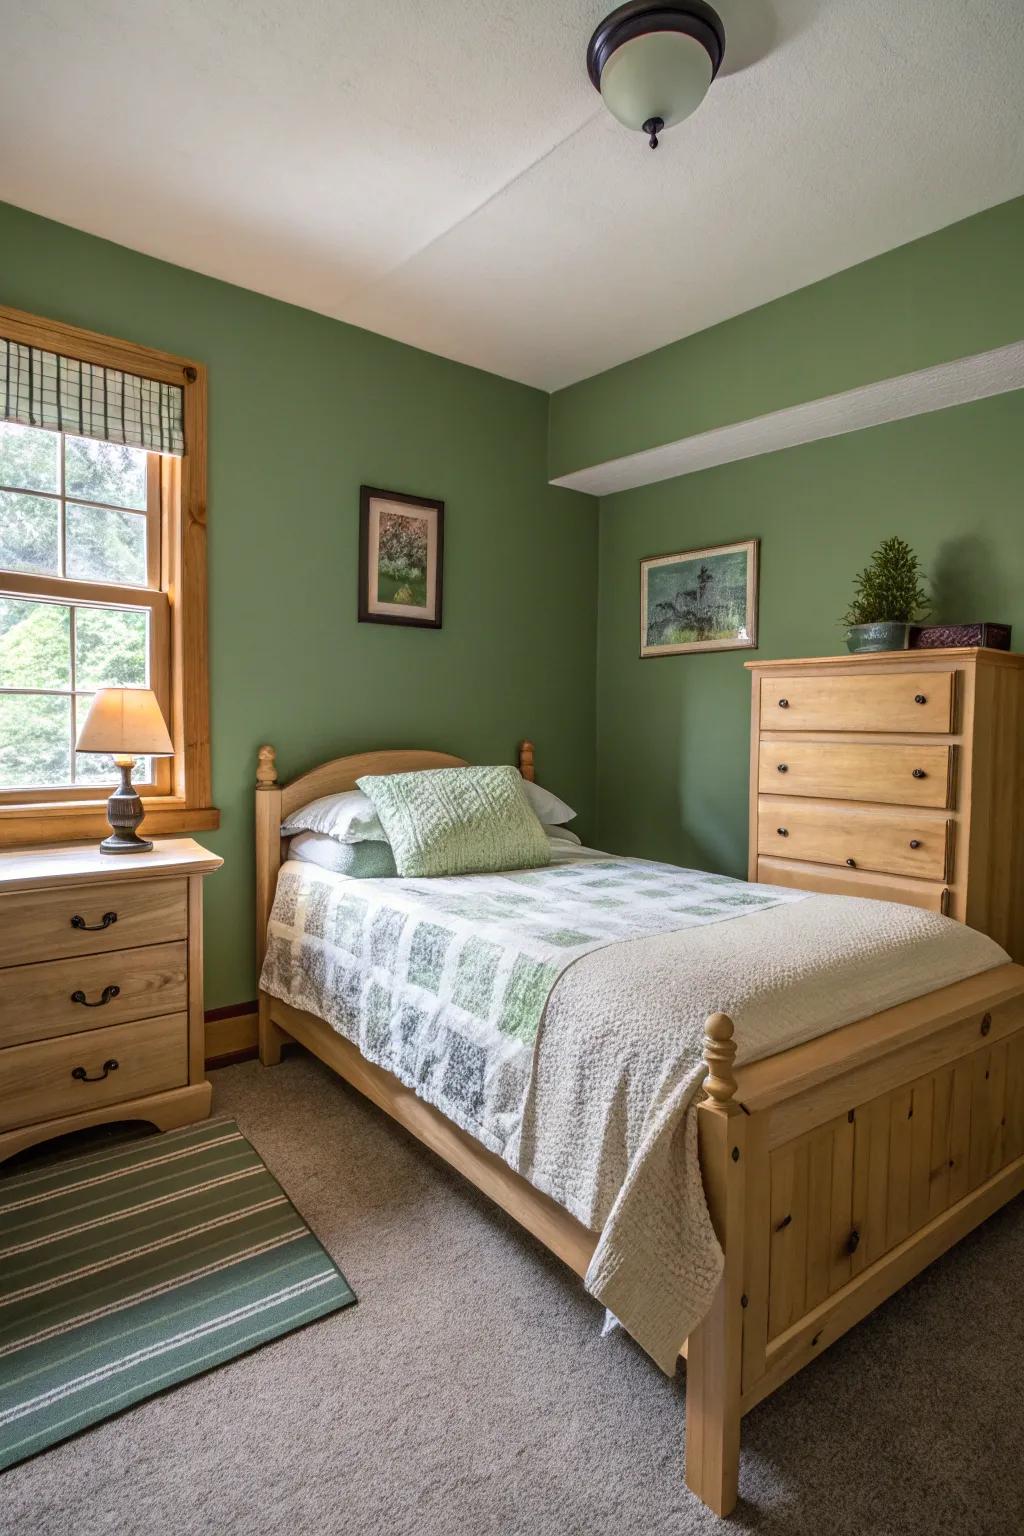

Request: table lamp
left=75, top=687, right=174, bottom=853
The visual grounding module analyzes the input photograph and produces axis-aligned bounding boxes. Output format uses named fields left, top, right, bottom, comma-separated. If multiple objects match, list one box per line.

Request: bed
left=254, top=740, right=1024, bottom=1517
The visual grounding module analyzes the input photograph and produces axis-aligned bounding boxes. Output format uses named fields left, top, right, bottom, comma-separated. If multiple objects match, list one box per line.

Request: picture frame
left=640, top=538, right=759, bottom=657
left=358, top=486, right=444, bottom=629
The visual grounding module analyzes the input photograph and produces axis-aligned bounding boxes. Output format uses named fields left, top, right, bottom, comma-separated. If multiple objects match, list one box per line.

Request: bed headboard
left=254, top=741, right=537, bottom=971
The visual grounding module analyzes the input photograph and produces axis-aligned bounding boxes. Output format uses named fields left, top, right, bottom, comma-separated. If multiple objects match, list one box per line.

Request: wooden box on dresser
left=746, top=648, right=1024, bottom=961
left=0, top=838, right=222, bottom=1162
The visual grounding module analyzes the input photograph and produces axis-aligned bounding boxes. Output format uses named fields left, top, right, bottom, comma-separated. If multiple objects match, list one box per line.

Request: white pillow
left=281, top=789, right=387, bottom=843
left=288, top=831, right=397, bottom=876
left=521, top=779, right=576, bottom=826
left=546, top=825, right=582, bottom=846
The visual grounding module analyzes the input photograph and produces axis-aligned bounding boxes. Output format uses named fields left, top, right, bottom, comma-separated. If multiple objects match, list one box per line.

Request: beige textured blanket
left=516, top=895, right=1007, bottom=1373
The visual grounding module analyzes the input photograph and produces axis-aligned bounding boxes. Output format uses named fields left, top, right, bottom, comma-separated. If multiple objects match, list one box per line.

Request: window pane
left=67, top=503, right=147, bottom=586
left=0, top=421, right=59, bottom=493
left=0, top=490, right=59, bottom=575
left=0, top=693, right=71, bottom=787
left=74, top=691, right=150, bottom=784
left=64, top=436, right=147, bottom=511
left=0, top=598, right=71, bottom=688
left=74, top=605, right=148, bottom=689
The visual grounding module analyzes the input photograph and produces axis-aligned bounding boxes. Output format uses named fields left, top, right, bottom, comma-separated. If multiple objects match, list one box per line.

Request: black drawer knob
left=909, top=839, right=922, bottom=849
left=778, top=698, right=789, bottom=709
left=846, top=1227, right=861, bottom=1255
left=777, top=763, right=788, bottom=773
left=777, top=827, right=789, bottom=837
left=70, top=984, right=121, bottom=1008
left=846, top=858, right=857, bottom=868
left=912, top=769, right=926, bottom=780
left=72, top=1059, right=119, bottom=1083
left=70, top=911, right=118, bottom=931
left=914, top=694, right=927, bottom=704
left=981, top=1013, right=992, bottom=1036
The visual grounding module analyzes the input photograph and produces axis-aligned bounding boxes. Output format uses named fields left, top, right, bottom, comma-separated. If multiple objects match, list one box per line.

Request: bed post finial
left=256, top=744, right=278, bottom=790
left=519, top=740, right=535, bottom=782
left=702, top=1013, right=737, bottom=1104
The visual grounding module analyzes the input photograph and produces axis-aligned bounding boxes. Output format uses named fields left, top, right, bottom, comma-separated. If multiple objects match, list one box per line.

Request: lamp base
left=99, top=830, right=154, bottom=855
left=100, top=760, right=153, bottom=855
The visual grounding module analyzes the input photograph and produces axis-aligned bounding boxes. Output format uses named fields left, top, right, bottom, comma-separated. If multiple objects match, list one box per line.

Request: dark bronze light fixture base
left=100, top=760, right=152, bottom=855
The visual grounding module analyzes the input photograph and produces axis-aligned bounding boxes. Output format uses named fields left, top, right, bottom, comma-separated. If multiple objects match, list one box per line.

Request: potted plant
left=842, top=536, right=929, bottom=653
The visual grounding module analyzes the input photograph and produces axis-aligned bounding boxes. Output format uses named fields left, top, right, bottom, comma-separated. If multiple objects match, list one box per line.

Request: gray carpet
left=2, top=1050, right=1022, bottom=1536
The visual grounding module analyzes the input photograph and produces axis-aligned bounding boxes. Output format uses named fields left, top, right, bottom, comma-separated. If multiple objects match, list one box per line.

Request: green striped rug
left=0, top=1115, right=355, bottom=1470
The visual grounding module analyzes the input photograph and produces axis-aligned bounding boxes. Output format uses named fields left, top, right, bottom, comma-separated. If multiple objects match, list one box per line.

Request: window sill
left=0, top=798, right=220, bottom=848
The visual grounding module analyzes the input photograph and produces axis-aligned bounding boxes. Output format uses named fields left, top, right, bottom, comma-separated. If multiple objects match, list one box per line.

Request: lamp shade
left=76, top=687, right=174, bottom=757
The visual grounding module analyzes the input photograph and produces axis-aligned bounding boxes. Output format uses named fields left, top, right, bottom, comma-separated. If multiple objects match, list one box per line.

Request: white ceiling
left=3, top=1, right=1023, bottom=392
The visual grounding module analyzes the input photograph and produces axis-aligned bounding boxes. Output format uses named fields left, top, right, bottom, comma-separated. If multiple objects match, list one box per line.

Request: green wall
left=4, top=190, right=1023, bottom=1000
left=0, top=201, right=598, bottom=1008
left=549, top=196, right=1024, bottom=479
left=595, top=390, right=1024, bottom=875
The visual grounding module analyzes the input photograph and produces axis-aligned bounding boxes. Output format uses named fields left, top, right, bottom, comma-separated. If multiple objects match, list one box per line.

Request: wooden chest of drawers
left=0, top=838, right=222, bottom=1161
left=747, top=649, right=1024, bottom=959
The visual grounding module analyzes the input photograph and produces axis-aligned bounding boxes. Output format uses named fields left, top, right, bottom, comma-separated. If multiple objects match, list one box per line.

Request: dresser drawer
left=0, top=877, right=187, bottom=967
left=0, top=941, right=188, bottom=1048
left=761, top=671, right=955, bottom=733
left=758, top=802, right=953, bottom=881
left=0, top=1013, right=188, bottom=1133
left=758, top=742, right=955, bottom=808
left=756, top=856, right=950, bottom=913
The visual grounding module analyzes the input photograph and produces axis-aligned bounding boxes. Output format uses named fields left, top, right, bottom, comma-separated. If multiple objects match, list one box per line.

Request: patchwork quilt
left=259, top=849, right=810, bottom=1162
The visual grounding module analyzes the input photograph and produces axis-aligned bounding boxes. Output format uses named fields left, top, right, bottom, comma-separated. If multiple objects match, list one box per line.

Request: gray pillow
left=288, top=831, right=397, bottom=877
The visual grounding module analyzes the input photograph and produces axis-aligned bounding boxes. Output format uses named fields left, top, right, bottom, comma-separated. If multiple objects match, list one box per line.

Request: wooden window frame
left=0, top=305, right=219, bottom=846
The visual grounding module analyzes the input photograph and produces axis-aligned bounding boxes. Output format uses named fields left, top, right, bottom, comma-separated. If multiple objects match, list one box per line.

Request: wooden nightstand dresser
left=0, top=838, right=222, bottom=1162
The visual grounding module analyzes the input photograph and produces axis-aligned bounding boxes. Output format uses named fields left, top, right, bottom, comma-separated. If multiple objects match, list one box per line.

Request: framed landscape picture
left=359, top=486, right=444, bottom=629
left=640, top=538, right=759, bottom=657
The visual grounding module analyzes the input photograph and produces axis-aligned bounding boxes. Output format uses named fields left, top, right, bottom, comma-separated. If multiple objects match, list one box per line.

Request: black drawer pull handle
left=70, top=911, right=117, bottom=931
left=914, top=694, right=927, bottom=704
left=778, top=698, right=789, bottom=709
left=909, top=839, right=922, bottom=849
left=70, top=985, right=121, bottom=1008
left=846, top=1227, right=861, bottom=1255
left=777, top=827, right=789, bottom=837
left=846, top=858, right=857, bottom=868
left=777, top=763, right=788, bottom=773
left=72, top=1059, right=119, bottom=1083
left=912, top=769, right=926, bottom=780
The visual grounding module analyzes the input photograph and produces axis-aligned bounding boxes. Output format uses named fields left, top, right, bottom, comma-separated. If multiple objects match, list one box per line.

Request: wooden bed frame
left=254, top=741, right=1024, bottom=1517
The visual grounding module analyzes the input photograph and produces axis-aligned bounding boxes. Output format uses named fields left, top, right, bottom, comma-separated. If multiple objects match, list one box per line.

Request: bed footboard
left=691, top=965, right=1024, bottom=1516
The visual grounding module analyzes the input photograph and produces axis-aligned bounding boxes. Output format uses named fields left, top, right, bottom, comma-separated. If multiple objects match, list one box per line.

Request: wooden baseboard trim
left=205, top=1001, right=258, bottom=1068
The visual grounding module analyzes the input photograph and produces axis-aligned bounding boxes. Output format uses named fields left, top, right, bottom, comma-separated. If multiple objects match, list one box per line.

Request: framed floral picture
left=640, top=538, right=759, bottom=657
left=359, top=486, right=444, bottom=629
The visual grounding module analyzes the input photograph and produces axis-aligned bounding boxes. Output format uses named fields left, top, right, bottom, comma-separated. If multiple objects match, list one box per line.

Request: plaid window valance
left=1, top=338, right=185, bottom=456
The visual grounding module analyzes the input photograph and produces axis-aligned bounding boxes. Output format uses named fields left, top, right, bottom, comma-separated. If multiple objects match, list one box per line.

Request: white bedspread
left=260, top=851, right=1008, bottom=1371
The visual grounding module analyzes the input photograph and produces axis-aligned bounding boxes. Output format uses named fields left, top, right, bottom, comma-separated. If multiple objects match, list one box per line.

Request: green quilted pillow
left=355, top=765, right=551, bottom=878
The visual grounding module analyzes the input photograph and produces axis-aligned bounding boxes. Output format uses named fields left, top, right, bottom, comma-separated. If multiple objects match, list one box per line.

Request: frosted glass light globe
left=587, top=3, right=725, bottom=148
left=599, top=30, right=714, bottom=134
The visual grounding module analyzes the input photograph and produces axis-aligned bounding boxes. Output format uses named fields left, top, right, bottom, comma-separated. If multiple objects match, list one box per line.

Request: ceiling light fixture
left=587, top=1, right=726, bottom=149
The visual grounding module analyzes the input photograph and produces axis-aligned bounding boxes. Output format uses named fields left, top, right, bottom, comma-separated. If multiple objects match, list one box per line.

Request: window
left=0, top=305, right=216, bottom=846
left=0, top=423, right=169, bottom=796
